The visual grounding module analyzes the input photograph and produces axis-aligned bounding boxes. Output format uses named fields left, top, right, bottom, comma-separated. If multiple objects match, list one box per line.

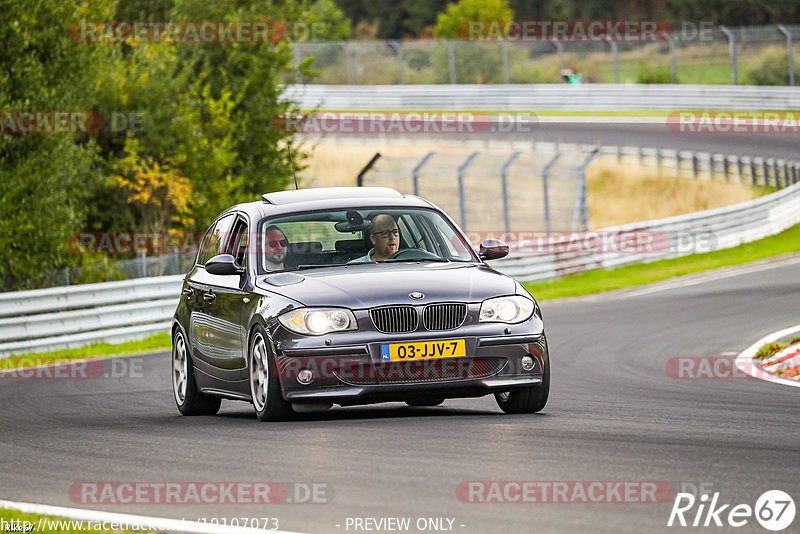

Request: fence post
left=737, top=156, right=744, bottom=183
left=550, top=41, right=565, bottom=73
left=777, top=25, right=796, bottom=86
left=750, top=157, right=757, bottom=185
left=574, top=150, right=599, bottom=231
left=773, top=159, right=781, bottom=188
left=445, top=40, right=457, bottom=84
left=457, top=152, right=479, bottom=230
left=411, top=151, right=435, bottom=196
left=664, top=32, right=678, bottom=83
left=720, top=26, right=737, bottom=85
left=340, top=42, right=355, bottom=85
left=605, top=37, right=619, bottom=83
left=541, top=153, right=562, bottom=233
left=388, top=40, right=404, bottom=84
left=762, top=158, right=769, bottom=187
left=356, top=152, right=382, bottom=187
left=293, top=44, right=305, bottom=84
left=500, top=152, right=520, bottom=233
left=501, top=41, right=510, bottom=84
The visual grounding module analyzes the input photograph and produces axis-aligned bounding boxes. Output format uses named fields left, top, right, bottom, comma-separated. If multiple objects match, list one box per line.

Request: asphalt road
left=312, top=121, right=800, bottom=160
left=2, top=259, right=799, bottom=533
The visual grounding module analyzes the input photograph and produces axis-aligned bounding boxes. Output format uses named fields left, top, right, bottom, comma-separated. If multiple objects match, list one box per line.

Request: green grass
left=523, top=222, right=800, bottom=300
left=1, top=332, right=171, bottom=370
left=0, top=508, right=158, bottom=533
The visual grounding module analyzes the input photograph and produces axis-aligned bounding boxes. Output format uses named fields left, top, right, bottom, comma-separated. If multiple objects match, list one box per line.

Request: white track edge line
left=0, top=499, right=309, bottom=534
left=734, top=324, right=800, bottom=389
left=619, top=256, right=800, bottom=298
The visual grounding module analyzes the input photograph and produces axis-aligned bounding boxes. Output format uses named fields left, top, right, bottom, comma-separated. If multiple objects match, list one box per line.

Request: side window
left=229, top=218, right=249, bottom=268
left=197, top=214, right=236, bottom=266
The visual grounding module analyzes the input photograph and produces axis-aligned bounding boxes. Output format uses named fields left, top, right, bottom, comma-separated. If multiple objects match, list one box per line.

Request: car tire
left=249, top=325, right=293, bottom=422
left=172, top=329, right=221, bottom=416
left=495, top=340, right=550, bottom=414
left=405, top=398, right=445, bottom=407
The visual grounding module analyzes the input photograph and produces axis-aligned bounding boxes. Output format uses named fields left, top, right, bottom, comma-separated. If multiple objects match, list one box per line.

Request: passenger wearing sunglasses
left=349, top=214, right=399, bottom=263
left=264, top=225, right=289, bottom=271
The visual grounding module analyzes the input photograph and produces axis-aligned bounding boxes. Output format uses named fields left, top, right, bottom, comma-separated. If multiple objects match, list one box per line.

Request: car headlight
left=278, top=308, right=358, bottom=335
left=479, top=296, right=535, bottom=323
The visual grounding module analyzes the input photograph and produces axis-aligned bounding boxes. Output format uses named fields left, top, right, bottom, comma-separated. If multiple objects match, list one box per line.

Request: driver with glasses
left=349, top=214, right=399, bottom=263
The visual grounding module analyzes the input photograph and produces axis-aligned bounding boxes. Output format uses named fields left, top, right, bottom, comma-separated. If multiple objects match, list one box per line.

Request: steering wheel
left=389, top=248, right=440, bottom=260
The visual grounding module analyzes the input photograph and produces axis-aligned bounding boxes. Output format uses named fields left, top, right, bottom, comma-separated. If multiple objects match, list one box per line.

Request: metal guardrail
left=493, top=178, right=800, bottom=282
left=0, top=276, right=183, bottom=356
left=284, top=84, right=800, bottom=111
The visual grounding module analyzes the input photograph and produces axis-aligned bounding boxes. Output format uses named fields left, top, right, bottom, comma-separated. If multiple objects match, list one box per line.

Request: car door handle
left=203, top=290, right=216, bottom=303
left=183, top=286, right=195, bottom=297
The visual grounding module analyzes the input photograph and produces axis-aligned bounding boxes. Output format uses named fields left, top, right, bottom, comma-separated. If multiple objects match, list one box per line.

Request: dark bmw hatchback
left=172, top=187, right=549, bottom=421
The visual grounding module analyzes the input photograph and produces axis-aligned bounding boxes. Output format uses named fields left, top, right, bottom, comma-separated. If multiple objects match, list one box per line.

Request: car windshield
left=256, top=207, right=477, bottom=274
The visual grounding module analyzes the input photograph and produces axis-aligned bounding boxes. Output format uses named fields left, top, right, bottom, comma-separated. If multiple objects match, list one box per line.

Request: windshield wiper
left=296, top=262, right=368, bottom=269
left=383, top=257, right=450, bottom=263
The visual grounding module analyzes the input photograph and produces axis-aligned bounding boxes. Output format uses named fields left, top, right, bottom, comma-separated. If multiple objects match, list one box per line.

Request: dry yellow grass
left=302, top=141, right=768, bottom=228
left=586, top=162, right=767, bottom=228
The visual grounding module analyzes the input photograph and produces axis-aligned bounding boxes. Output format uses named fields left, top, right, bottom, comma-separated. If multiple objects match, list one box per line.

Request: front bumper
left=273, top=332, right=547, bottom=405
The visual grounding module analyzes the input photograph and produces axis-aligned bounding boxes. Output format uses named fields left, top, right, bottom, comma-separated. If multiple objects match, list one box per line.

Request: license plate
left=381, top=339, right=466, bottom=362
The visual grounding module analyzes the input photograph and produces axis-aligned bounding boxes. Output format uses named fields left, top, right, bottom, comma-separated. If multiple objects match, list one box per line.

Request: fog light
left=521, top=355, right=535, bottom=371
left=297, top=369, right=314, bottom=385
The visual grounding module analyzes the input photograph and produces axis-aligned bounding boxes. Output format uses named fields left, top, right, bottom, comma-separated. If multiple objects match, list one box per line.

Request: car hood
left=256, top=262, right=515, bottom=309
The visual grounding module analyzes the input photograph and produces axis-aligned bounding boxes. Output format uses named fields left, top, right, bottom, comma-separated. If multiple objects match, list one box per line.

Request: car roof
left=225, top=187, right=436, bottom=220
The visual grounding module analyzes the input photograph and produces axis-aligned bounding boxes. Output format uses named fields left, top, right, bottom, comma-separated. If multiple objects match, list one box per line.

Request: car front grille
left=370, top=306, right=418, bottom=333
left=374, top=357, right=505, bottom=384
left=423, top=303, right=467, bottom=331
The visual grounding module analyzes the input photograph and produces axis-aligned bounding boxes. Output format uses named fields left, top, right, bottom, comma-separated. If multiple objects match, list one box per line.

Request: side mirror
left=478, top=239, right=509, bottom=260
left=205, top=254, right=245, bottom=276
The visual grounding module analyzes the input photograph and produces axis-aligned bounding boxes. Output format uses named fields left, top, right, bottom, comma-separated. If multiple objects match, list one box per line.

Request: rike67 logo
left=668, top=490, right=796, bottom=531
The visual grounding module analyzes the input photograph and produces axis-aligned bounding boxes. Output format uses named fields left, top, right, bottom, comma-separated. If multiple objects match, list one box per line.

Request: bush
left=636, top=62, right=674, bottom=84
left=754, top=342, right=787, bottom=360
left=744, top=46, right=791, bottom=86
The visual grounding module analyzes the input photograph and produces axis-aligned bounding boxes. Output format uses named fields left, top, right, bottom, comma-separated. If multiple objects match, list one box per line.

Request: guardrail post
left=605, top=37, right=620, bottom=83
left=541, top=153, right=562, bottom=233
left=388, top=40, right=404, bottom=84
left=445, top=40, right=457, bottom=84
left=340, top=42, right=355, bottom=85
left=777, top=25, right=796, bottom=86
left=411, top=151, right=435, bottom=196
left=549, top=40, right=565, bottom=73
left=457, top=152, right=479, bottom=230
left=782, top=160, right=789, bottom=188
left=749, top=157, right=757, bottom=185
left=793, top=162, right=798, bottom=184
left=763, top=158, right=770, bottom=187
left=692, top=152, right=699, bottom=179
left=720, top=26, right=737, bottom=85
left=722, top=155, right=730, bottom=181
left=708, top=153, right=714, bottom=180
left=500, top=152, right=520, bottom=233
left=501, top=41, right=510, bottom=84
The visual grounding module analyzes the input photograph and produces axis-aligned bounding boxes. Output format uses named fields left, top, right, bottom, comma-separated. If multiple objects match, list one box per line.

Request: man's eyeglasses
left=372, top=229, right=399, bottom=238
left=267, top=239, right=288, bottom=248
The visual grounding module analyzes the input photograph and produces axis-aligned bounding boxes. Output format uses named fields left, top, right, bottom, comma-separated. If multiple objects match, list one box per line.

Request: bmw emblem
left=409, top=292, right=424, bottom=300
